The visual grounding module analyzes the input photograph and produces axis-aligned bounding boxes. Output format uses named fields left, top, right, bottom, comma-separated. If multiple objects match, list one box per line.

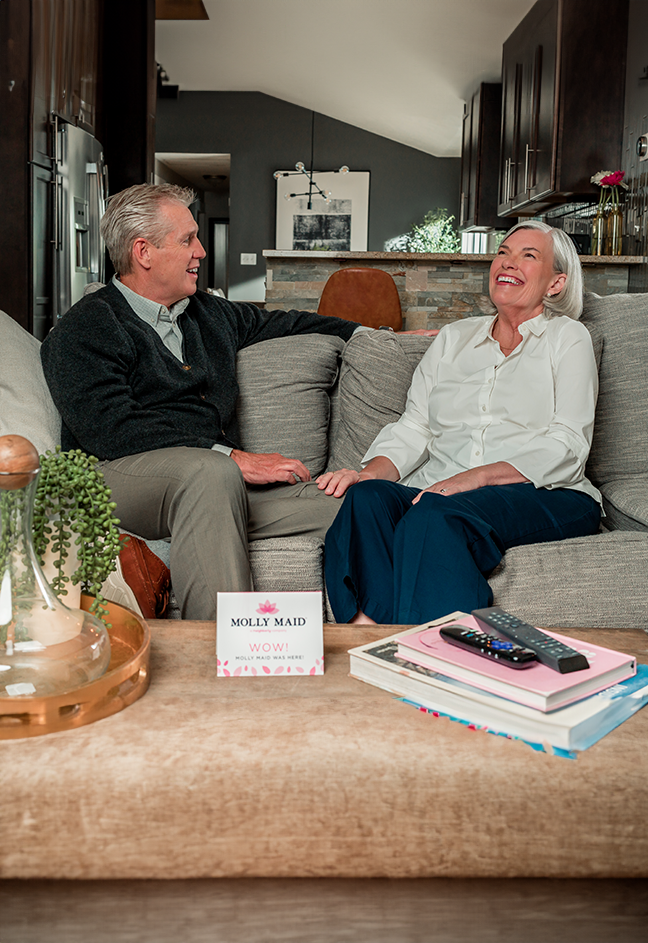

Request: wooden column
left=0, top=0, right=32, bottom=330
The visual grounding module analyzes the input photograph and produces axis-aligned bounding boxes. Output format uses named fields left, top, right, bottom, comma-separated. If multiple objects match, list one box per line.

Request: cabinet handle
left=52, top=174, right=61, bottom=251
left=504, top=158, right=510, bottom=203
left=508, top=160, right=515, bottom=203
left=460, top=191, right=465, bottom=225
left=525, top=144, right=536, bottom=192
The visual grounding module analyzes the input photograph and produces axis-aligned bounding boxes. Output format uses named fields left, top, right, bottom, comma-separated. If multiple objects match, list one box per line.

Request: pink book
left=396, top=614, right=636, bottom=712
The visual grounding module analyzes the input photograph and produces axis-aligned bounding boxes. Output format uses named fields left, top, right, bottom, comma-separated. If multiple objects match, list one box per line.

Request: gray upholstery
left=0, top=310, right=60, bottom=454
left=582, top=292, right=648, bottom=486
left=236, top=334, right=345, bottom=478
left=601, top=478, right=648, bottom=531
left=249, top=536, right=325, bottom=594
left=326, top=331, right=435, bottom=471
left=489, top=531, right=648, bottom=629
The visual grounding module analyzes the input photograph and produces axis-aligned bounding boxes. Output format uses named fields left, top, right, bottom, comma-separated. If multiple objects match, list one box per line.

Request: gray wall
left=156, top=92, right=460, bottom=300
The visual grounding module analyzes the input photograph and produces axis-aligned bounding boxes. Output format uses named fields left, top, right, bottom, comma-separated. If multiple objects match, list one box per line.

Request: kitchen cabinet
left=459, top=83, right=502, bottom=231
left=498, top=0, right=628, bottom=217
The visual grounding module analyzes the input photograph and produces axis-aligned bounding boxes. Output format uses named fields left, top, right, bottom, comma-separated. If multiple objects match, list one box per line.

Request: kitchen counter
left=264, top=251, right=647, bottom=329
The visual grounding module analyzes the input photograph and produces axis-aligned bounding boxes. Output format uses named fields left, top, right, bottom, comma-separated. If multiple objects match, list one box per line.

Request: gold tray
left=0, top=597, right=150, bottom=739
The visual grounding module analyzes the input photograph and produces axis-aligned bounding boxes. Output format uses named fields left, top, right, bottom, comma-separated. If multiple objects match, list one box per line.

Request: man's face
left=146, top=202, right=206, bottom=307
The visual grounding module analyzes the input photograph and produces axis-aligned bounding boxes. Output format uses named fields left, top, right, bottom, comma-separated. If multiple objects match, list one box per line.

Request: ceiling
left=155, top=0, right=535, bottom=159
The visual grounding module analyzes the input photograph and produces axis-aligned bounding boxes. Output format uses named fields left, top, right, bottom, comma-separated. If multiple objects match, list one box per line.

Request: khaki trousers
left=100, top=448, right=343, bottom=620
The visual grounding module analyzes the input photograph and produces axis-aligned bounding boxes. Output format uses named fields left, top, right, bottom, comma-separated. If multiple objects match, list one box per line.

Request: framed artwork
left=275, top=171, right=370, bottom=251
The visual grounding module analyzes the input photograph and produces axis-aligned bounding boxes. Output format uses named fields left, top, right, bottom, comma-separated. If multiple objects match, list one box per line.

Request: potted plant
left=31, top=447, right=122, bottom=625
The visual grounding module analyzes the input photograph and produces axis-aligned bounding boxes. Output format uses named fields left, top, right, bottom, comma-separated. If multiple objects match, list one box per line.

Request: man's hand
left=231, top=449, right=311, bottom=485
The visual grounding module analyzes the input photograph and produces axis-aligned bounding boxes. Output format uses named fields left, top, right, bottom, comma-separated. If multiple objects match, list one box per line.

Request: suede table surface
left=1, top=623, right=647, bottom=879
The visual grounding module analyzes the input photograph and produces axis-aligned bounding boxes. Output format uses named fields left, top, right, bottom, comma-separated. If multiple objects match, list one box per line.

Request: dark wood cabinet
left=498, top=0, right=628, bottom=217
left=0, top=0, right=155, bottom=334
left=459, top=83, right=502, bottom=231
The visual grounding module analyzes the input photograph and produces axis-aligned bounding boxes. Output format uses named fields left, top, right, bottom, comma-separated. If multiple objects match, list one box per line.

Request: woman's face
left=489, top=228, right=567, bottom=317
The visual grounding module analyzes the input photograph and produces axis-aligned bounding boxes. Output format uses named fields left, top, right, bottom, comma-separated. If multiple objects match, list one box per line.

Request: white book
left=349, top=629, right=648, bottom=752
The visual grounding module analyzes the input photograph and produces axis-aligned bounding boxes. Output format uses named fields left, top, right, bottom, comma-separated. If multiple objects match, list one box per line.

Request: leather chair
left=317, top=267, right=403, bottom=330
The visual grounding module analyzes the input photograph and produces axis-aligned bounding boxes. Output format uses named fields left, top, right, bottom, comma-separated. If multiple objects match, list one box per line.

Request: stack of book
left=348, top=612, right=648, bottom=754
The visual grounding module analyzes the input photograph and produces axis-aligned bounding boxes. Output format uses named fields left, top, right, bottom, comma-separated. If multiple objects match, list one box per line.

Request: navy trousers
left=324, top=480, right=601, bottom=625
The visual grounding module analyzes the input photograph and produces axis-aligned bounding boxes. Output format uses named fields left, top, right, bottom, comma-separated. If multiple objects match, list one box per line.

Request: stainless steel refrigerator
left=52, top=119, right=107, bottom=321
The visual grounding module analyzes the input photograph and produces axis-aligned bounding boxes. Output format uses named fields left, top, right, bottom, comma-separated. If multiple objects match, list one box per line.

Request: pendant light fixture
left=274, top=112, right=349, bottom=208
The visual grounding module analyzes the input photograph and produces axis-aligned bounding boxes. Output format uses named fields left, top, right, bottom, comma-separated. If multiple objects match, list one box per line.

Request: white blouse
left=363, top=313, right=602, bottom=506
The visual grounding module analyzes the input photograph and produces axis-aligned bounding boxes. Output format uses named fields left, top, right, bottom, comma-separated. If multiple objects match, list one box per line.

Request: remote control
left=438, top=625, right=538, bottom=669
left=471, top=607, right=589, bottom=674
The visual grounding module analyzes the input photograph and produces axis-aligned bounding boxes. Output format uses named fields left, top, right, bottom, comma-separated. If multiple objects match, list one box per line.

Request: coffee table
left=1, top=622, right=647, bottom=879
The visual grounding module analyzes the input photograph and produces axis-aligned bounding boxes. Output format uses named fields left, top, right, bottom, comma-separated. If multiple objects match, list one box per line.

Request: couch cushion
left=599, top=477, right=648, bottom=531
left=0, top=310, right=61, bottom=454
left=489, top=530, right=648, bottom=628
left=327, top=331, right=435, bottom=471
left=581, top=292, right=648, bottom=487
left=249, top=535, right=325, bottom=595
left=236, top=335, right=345, bottom=478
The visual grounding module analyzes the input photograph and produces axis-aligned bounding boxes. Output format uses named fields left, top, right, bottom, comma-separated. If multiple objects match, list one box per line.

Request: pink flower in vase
left=600, top=171, right=625, bottom=187
left=257, top=599, right=279, bottom=615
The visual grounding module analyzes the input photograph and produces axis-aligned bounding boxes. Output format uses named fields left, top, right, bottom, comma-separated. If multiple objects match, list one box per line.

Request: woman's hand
left=316, top=468, right=364, bottom=497
left=412, top=469, right=486, bottom=504
left=317, top=456, right=401, bottom=498
left=398, top=329, right=440, bottom=336
left=411, top=462, right=529, bottom=505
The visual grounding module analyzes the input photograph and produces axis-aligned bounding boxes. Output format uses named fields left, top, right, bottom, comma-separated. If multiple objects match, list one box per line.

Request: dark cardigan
left=40, top=282, right=356, bottom=460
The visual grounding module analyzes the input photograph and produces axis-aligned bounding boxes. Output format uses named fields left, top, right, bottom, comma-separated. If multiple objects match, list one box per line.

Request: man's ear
left=131, top=237, right=153, bottom=272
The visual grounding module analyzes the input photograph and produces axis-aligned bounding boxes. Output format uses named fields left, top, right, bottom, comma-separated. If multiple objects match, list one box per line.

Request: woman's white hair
left=485, top=220, right=584, bottom=320
left=100, top=183, right=196, bottom=275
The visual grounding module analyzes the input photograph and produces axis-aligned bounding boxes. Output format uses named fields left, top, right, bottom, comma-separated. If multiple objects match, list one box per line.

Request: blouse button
left=481, top=405, right=486, bottom=411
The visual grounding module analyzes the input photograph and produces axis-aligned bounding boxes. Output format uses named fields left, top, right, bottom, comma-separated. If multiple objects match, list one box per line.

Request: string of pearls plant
left=31, top=448, right=122, bottom=625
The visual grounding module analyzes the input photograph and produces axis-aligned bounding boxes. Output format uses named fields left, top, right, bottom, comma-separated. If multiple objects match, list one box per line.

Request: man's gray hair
left=485, top=220, right=584, bottom=320
left=100, top=183, right=196, bottom=275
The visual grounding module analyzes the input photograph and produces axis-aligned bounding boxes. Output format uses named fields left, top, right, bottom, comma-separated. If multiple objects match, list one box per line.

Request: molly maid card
left=216, top=591, right=324, bottom=677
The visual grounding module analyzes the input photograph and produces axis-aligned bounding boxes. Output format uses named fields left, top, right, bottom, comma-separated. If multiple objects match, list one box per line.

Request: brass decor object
left=0, top=596, right=150, bottom=739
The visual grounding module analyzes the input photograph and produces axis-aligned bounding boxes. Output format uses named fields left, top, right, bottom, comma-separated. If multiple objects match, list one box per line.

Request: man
left=40, top=183, right=364, bottom=619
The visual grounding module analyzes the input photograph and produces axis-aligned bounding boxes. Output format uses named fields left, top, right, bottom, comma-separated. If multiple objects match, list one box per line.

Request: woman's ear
left=547, top=272, right=567, bottom=297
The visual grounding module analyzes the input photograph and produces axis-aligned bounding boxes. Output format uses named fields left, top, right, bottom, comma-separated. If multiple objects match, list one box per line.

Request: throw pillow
left=327, top=330, right=435, bottom=471
left=582, top=292, right=648, bottom=487
left=0, top=310, right=61, bottom=454
left=236, top=334, right=345, bottom=478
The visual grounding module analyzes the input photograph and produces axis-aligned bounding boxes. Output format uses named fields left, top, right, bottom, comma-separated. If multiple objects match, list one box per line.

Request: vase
left=0, top=436, right=111, bottom=698
left=605, top=205, right=623, bottom=256
left=591, top=206, right=607, bottom=255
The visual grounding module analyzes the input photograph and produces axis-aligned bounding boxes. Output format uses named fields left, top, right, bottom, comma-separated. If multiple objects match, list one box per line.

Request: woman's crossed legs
left=324, top=479, right=601, bottom=625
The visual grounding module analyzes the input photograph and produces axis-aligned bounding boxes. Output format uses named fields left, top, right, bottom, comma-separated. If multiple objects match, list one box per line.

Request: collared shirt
left=112, top=275, right=189, bottom=361
left=363, top=313, right=602, bottom=506
left=112, top=276, right=233, bottom=456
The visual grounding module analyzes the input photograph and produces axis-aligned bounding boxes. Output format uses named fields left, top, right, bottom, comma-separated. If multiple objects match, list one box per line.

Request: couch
left=1, top=290, right=647, bottom=629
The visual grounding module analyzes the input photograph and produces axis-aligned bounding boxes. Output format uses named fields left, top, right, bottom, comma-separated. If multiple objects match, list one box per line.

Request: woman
left=317, top=221, right=602, bottom=625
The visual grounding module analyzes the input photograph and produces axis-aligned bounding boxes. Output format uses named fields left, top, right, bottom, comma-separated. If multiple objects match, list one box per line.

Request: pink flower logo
left=257, top=600, right=279, bottom=615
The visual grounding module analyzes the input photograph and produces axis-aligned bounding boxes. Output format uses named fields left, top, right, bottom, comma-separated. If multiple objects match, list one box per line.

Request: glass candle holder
left=0, top=437, right=111, bottom=698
